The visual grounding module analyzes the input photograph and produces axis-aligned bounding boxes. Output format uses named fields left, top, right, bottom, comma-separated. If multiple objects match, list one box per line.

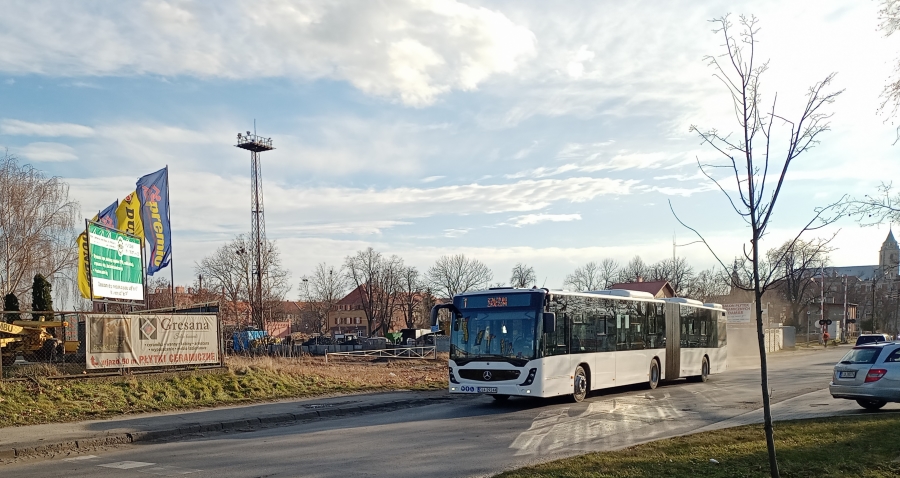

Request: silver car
left=830, top=342, right=900, bottom=410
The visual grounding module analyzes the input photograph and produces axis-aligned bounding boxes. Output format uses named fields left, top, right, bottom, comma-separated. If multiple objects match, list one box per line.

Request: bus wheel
left=648, top=360, right=660, bottom=390
left=572, top=366, right=588, bottom=402
left=491, top=394, right=509, bottom=402
left=689, top=357, right=710, bottom=383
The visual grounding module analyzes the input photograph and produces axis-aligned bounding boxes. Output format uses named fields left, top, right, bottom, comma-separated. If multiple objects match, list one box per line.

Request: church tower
left=879, top=230, right=900, bottom=280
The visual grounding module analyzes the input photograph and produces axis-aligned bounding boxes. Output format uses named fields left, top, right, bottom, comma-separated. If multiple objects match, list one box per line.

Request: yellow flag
left=77, top=230, right=94, bottom=299
left=116, top=190, right=143, bottom=239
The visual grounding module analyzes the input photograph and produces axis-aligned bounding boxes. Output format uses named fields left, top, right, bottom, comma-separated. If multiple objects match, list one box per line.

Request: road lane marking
left=63, top=455, right=99, bottom=461
left=136, top=465, right=202, bottom=475
left=99, top=461, right=155, bottom=469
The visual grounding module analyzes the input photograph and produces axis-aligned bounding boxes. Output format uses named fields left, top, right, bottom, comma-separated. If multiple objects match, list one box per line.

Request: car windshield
left=840, top=347, right=884, bottom=364
left=449, top=307, right=537, bottom=366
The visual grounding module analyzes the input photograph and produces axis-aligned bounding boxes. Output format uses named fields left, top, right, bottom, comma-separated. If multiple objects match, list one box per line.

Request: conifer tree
left=31, top=274, right=54, bottom=321
left=3, top=293, right=19, bottom=324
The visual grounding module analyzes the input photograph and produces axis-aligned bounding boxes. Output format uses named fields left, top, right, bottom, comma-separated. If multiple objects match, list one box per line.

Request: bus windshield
left=450, top=307, right=537, bottom=366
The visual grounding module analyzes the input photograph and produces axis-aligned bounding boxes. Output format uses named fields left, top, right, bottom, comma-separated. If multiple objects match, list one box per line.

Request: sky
left=1, top=0, right=898, bottom=299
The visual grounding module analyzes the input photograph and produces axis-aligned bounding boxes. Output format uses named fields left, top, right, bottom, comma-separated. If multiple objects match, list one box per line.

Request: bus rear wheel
left=572, top=366, right=588, bottom=402
left=689, top=357, right=710, bottom=383
left=648, top=360, right=660, bottom=390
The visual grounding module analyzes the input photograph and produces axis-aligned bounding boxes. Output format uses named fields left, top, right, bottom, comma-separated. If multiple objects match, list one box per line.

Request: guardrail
left=325, top=346, right=436, bottom=363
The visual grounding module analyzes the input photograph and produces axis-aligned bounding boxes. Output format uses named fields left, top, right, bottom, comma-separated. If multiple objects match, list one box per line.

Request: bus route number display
left=487, top=297, right=508, bottom=307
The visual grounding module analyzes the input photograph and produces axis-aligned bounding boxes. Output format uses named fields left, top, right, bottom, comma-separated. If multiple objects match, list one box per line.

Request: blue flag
left=97, top=200, right=118, bottom=230
left=136, top=167, right=172, bottom=276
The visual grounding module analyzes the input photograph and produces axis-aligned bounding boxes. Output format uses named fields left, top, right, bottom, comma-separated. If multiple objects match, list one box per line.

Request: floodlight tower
left=235, top=129, right=274, bottom=329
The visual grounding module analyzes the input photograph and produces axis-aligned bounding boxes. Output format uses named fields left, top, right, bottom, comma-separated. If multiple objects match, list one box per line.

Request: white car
left=830, top=342, right=900, bottom=410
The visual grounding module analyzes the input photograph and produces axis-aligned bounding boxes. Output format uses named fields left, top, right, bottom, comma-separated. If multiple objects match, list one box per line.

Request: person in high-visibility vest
left=823, top=331, right=830, bottom=348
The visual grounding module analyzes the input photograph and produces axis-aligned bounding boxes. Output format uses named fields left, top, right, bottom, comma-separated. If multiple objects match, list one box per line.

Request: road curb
left=1, top=395, right=448, bottom=460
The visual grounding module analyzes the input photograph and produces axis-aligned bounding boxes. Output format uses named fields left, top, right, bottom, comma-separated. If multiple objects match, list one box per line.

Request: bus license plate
left=839, top=371, right=856, bottom=378
left=477, top=387, right=498, bottom=393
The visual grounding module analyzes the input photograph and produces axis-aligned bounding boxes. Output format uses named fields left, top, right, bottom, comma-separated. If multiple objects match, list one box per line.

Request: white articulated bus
left=431, top=288, right=726, bottom=402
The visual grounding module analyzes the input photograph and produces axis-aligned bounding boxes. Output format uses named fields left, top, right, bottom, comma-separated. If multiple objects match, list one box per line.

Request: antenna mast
left=235, top=129, right=274, bottom=329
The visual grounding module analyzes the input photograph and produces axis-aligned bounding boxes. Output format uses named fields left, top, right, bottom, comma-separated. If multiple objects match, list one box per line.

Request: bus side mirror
left=543, top=312, right=556, bottom=334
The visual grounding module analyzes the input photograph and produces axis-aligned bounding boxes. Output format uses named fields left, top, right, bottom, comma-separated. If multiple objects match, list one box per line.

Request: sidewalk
left=0, top=389, right=453, bottom=461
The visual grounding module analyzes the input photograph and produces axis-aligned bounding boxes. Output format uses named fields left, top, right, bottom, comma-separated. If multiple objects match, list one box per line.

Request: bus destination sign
left=487, top=297, right=508, bottom=307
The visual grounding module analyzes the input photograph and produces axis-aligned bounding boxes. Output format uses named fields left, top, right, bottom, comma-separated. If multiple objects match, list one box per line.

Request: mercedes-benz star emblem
left=483, top=371, right=492, bottom=381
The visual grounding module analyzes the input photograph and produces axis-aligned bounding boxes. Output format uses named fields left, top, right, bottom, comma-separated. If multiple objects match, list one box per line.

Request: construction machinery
left=0, top=320, right=73, bottom=366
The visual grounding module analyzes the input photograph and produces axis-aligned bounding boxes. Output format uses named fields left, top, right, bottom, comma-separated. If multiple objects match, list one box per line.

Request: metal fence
left=324, top=346, right=436, bottom=363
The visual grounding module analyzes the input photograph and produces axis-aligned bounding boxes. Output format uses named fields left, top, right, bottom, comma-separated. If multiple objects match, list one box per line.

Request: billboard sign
left=724, top=302, right=754, bottom=324
left=88, top=222, right=143, bottom=300
left=85, top=314, right=220, bottom=369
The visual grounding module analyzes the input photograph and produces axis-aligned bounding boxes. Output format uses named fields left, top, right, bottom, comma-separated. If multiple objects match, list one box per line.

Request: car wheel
left=490, top=394, right=509, bottom=402
left=648, top=360, right=660, bottom=390
left=856, top=399, right=887, bottom=410
left=572, top=366, right=588, bottom=402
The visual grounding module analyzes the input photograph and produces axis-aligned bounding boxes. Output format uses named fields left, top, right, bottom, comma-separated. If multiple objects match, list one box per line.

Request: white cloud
left=19, top=142, right=78, bottom=162
left=508, top=213, right=582, bottom=227
left=422, top=175, right=445, bottom=183
left=0, top=0, right=536, bottom=106
left=1, top=119, right=95, bottom=137
left=565, top=45, right=595, bottom=79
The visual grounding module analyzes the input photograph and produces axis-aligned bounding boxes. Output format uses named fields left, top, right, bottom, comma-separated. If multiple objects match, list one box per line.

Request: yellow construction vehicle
left=0, top=320, right=72, bottom=366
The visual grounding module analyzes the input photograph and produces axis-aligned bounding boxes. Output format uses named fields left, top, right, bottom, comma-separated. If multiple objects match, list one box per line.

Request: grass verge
left=496, top=413, right=900, bottom=478
left=0, top=355, right=447, bottom=427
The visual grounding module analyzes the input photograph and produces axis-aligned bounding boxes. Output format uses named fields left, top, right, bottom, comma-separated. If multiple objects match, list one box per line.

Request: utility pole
left=820, top=265, right=825, bottom=344
left=842, top=275, right=848, bottom=342
left=235, top=127, right=274, bottom=330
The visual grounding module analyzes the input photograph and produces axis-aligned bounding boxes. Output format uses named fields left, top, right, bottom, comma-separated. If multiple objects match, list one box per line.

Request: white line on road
left=99, top=461, right=156, bottom=469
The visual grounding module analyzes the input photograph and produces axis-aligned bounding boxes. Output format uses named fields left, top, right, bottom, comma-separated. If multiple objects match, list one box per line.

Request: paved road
left=5, top=347, right=889, bottom=478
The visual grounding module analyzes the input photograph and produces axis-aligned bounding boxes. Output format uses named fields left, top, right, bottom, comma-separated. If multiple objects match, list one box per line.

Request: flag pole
left=166, top=166, right=175, bottom=311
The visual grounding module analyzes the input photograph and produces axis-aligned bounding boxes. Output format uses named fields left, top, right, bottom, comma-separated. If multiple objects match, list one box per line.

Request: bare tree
left=195, top=234, right=291, bottom=328
left=397, top=266, right=428, bottom=329
left=426, top=254, right=493, bottom=299
left=767, top=238, right=833, bottom=328
left=648, top=257, right=695, bottom=295
left=509, top=263, right=536, bottom=288
left=681, top=267, right=731, bottom=302
left=878, top=0, right=900, bottom=143
left=299, top=263, right=349, bottom=335
left=677, top=15, right=844, bottom=477
left=598, top=259, right=620, bottom=289
left=0, top=152, right=80, bottom=307
left=564, top=261, right=601, bottom=291
left=344, top=247, right=404, bottom=336
left=617, top=255, right=649, bottom=283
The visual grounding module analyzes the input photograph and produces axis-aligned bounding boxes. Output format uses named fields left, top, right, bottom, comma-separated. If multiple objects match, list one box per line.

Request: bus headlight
left=449, top=366, right=459, bottom=384
left=519, top=368, right=537, bottom=386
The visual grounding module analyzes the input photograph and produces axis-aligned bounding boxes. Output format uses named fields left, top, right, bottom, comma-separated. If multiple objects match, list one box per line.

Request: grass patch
left=496, top=413, right=900, bottom=478
left=0, top=355, right=447, bottom=427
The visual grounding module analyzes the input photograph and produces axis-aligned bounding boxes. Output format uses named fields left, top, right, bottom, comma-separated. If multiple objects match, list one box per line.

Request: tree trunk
left=753, top=242, right=779, bottom=477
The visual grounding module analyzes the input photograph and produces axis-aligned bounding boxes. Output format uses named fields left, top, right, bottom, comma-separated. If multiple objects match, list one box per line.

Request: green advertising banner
left=88, top=222, right=144, bottom=300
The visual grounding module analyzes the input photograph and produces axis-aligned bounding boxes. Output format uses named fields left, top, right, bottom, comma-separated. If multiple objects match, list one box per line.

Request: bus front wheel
left=648, top=360, right=660, bottom=390
left=572, top=366, right=588, bottom=402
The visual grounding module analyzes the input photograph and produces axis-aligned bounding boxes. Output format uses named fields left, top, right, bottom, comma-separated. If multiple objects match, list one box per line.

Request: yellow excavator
left=0, top=320, right=72, bottom=366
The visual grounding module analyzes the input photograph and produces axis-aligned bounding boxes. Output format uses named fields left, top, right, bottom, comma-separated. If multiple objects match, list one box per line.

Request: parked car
left=856, top=334, right=893, bottom=346
left=830, top=342, right=900, bottom=410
